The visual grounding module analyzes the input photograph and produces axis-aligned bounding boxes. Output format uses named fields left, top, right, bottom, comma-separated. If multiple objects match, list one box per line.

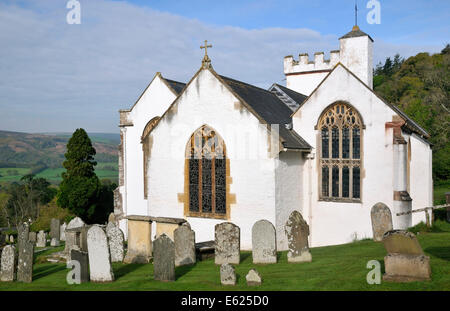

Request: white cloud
left=0, top=0, right=443, bottom=133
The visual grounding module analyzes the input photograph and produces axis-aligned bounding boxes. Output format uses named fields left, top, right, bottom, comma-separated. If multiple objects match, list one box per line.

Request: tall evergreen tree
left=57, top=128, right=101, bottom=222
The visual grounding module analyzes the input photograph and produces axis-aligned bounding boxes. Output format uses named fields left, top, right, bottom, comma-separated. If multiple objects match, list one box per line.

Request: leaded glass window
left=187, top=125, right=227, bottom=218
left=318, top=102, right=363, bottom=202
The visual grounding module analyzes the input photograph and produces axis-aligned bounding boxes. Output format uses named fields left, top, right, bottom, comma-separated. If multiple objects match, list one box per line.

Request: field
left=1, top=221, right=449, bottom=291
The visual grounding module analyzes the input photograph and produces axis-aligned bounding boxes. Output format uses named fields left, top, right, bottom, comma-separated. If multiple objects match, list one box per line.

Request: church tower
left=284, top=25, right=374, bottom=95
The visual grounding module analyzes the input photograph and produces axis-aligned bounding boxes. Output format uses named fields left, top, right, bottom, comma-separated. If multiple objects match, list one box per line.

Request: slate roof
left=339, top=25, right=374, bottom=42
left=219, top=75, right=311, bottom=150
left=162, top=78, right=186, bottom=95
left=269, top=83, right=308, bottom=111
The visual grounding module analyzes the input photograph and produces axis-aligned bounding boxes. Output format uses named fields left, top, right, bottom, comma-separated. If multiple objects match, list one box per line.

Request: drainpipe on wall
left=306, top=152, right=315, bottom=244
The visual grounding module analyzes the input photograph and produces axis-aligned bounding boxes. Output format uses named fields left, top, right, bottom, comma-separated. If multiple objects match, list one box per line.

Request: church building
left=115, top=26, right=433, bottom=250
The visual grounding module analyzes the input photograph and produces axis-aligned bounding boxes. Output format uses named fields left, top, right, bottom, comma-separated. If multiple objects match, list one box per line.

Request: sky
left=0, top=0, right=448, bottom=133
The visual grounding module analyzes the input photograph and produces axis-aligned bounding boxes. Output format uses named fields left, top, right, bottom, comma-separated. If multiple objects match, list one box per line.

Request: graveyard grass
left=1, top=221, right=449, bottom=291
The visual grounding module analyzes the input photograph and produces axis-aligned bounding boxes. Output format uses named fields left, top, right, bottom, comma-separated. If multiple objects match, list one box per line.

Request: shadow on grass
left=176, top=263, right=197, bottom=279
left=241, top=252, right=251, bottom=262
left=425, top=246, right=450, bottom=261
left=33, top=264, right=66, bottom=280
left=114, top=264, right=144, bottom=280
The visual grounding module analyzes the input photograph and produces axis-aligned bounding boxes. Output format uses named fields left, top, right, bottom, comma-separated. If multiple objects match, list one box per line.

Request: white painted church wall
left=292, top=65, right=403, bottom=247
left=286, top=72, right=329, bottom=96
left=146, top=69, right=279, bottom=250
left=409, top=133, right=433, bottom=225
left=275, top=151, right=305, bottom=251
left=120, top=75, right=177, bottom=236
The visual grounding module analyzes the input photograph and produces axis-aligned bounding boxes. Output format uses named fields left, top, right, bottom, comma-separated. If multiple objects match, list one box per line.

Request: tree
left=57, top=128, right=101, bottom=222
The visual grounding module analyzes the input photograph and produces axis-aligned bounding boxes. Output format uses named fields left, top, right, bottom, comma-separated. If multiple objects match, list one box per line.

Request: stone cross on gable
left=200, top=40, right=213, bottom=68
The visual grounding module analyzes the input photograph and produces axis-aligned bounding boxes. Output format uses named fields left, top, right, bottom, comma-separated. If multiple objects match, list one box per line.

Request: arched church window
left=141, top=117, right=160, bottom=199
left=317, top=102, right=363, bottom=202
left=186, top=125, right=227, bottom=218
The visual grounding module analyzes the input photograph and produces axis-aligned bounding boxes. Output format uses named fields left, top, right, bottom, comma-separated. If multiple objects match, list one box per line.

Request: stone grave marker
left=36, top=230, right=47, bottom=247
left=106, top=223, right=125, bottom=263
left=28, top=232, right=37, bottom=244
left=87, top=225, right=114, bottom=282
left=220, top=263, right=236, bottom=286
left=70, top=249, right=89, bottom=283
left=153, top=234, right=175, bottom=282
left=174, top=225, right=196, bottom=267
left=215, top=222, right=240, bottom=265
left=246, top=269, right=262, bottom=286
left=17, top=241, right=33, bottom=283
left=252, top=219, right=277, bottom=264
left=371, top=202, right=393, bottom=242
left=285, top=211, right=312, bottom=263
left=50, top=218, right=61, bottom=240
left=0, top=245, right=16, bottom=282
left=60, top=222, right=67, bottom=241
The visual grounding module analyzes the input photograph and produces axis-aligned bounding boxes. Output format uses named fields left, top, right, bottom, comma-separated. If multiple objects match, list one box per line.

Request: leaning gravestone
left=50, top=218, right=61, bottom=240
left=285, top=211, right=312, bottom=263
left=106, top=223, right=124, bottom=263
left=371, top=202, right=393, bottom=242
left=28, top=232, right=37, bottom=244
left=36, top=230, right=46, bottom=247
left=220, top=263, right=236, bottom=286
left=1, top=245, right=16, bottom=281
left=60, top=222, right=67, bottom=241
left=174, top=225, right=196, bottom=267
left=70, top=249, right=89, bottom=283
left=252, top=220, right=277, bottom=264
left=153, top=234, right=175, bottom=282
left=17, top=222, right=29, bottom=250
left=215, top=222, right=240, bottom=265
left=87, top=225, right=114, bottom=282
left=17, top=241, right=34, bottom=283
left=246, top=269, right=262, bottom=286
left=382, top=230, right=431, bottom=282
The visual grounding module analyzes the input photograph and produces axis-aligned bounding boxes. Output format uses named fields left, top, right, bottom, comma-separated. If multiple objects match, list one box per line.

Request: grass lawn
left=0, top=167, right=31, bottom=182
left=1, top=225, right=449, bottom=291
left=434, top=181, right=449, bottom=205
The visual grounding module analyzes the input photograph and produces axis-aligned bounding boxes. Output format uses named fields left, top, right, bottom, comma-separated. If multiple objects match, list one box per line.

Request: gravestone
left=124, top=215, right=153, bottom=264
left=60, top=222, right=67, bottom=241
left=17, top=241, right=33, bottom=283
left=9, top=235, right=14, bottom=243
left=174, top=225, right=196, bottom=267
left=70, top=249, right=89, bottom=283
left=382, top=230, right=431, bottom=282
left=246, top=269, right=262, bottom=286
left=36, top=230, right=46, bottom=247
left=371, top=202, right=393, bottom=242
left=285, top=211, right=312, bottom=263
left=28, top=232, right=37, bottom=244
left=220, top=263, right=236, bottom=286
left=87, top=225, right=114, bottom=282
left=51, top=238, right=60, bottom=247
left=215, top=222, right=240, bottom=265
left=17, top=223, right=29, bottom=249
left=65, top=217, right=85, bottom=255
left=1, top=245, right=16, bottom=281
left=106, top=223, right=124, bottom=263
left=50, top=218, right=61, bottom=240
left=153, top=234, right=175, bottom=282
left=252, top=220, right=277, bottom=264
left=108, top=212, right=116, bottom=224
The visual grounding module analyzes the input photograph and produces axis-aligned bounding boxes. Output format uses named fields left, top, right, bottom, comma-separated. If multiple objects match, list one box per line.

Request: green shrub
left=30, top=197, right=74, bottom=232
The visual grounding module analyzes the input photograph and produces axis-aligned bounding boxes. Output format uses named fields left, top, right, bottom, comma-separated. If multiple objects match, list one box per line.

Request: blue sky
left=0, top=0, right=448, bottom=133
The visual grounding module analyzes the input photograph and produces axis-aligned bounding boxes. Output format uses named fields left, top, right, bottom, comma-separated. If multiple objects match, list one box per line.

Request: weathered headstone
left=65, top=217, right=85, bottom=255
left=108, top=212, right=116, bottom=224
left=124, top=215, right=153, bottom=264
left=382, top=230, right=431, bottom=282
left=1, top=245, right=16, bottom=281
left=51, top=238, right=60, bottom=247
left=87, top=225, right=114, bottom=282
left=215, top=222, right=240, bottom=265
left=252, top=220, right=277, bottom=264
left=36, top=230, right=46, bottom=247
left=153, top=234, right=175, bottom=282
left=50, top=218, right=61, bottom=240
left=60, top=222, right=67, bottom=241
left=17, top=241, right=33, bottom=283
left=9, top=235, right=14, bottom=243
left=28, top=232, right=37, bottom=244
left=246, top=269, right=262, bottom=286
left=17, top=222, right=29, bottom=249
left=70, top=249, right=89, bottom=283
left=371, top=202, right=393, bottom=242
left=174, top=225, right=196, bottom=267
left=285, top=211, right=312, bottom=263
left=106, top=223, right=124, bottom=263
left=220, top=263, right=236, bottom=286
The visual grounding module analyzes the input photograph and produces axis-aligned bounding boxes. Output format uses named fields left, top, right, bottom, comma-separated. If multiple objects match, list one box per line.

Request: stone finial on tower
left=200, top=40, right=213, bottom=69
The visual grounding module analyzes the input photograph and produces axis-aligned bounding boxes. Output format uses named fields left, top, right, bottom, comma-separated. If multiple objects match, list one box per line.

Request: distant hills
left=0, top=131, right=119, bottom=182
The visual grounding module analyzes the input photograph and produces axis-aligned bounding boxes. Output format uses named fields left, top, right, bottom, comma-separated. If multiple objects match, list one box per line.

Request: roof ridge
left=219, top=75, right=277, bottom=96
